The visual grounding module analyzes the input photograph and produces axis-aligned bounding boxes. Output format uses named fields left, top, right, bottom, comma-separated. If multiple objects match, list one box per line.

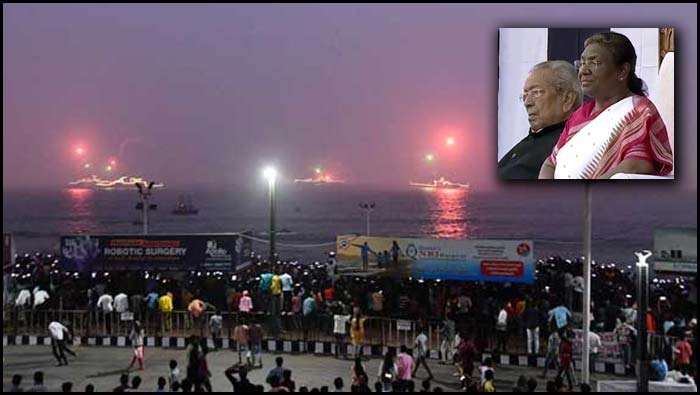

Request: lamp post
left=635, top=250, right=652, bottom=393
left=135, top=181, right=157, bottom=235
left=582, top=184, right=592, bottom=384
left=359, top=202, right=375, bottom=237
left=263, top=167, right=278, bottom=264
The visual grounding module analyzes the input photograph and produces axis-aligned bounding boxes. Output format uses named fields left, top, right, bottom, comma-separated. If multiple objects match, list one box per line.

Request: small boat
left=172, top=195, right=199, bottom=215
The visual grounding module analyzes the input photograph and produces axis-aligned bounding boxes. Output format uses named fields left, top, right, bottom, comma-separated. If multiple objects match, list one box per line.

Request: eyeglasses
left=519, top=89, right=545, bottom=103
left=575, top=59, right=603, bottom=72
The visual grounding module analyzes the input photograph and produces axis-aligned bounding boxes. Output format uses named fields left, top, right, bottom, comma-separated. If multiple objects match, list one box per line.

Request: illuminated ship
left=409, top=177, right=469, bottom=190
left=294, top=171, right=345, bottom=185
left=68, top=176, right=165, bottom=190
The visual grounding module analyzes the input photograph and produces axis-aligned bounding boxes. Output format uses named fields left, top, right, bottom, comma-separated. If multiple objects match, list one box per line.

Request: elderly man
left=498, top=61, right=582, bottom=179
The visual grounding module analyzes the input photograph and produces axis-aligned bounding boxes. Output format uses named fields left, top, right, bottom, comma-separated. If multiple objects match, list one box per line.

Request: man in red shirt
left=673, top=337, right=693, bottom=375
left=556, top=332, right=576, bottom=390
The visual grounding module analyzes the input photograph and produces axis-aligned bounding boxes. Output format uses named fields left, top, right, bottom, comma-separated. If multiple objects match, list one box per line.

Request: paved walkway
left=3, top=345, right=619, bottom=392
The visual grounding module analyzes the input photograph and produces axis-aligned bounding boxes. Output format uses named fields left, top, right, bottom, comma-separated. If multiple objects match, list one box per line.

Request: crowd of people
left=3, top=250, right=698, bottom=390
left=3, top=346, right=587, bottom=392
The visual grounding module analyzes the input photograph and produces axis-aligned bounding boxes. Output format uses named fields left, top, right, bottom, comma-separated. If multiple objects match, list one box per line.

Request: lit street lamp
left=263, top=166, right=278, bottom=263
left=635, top=250, right=652, bottom=393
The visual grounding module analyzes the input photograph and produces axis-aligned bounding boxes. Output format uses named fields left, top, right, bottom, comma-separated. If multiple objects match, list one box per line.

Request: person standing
left=187, top=298, right=210, bottom=336
left=97, top=291, right=114, bottom=335
left=377, top=350, right=398, bottom=392
left=333, top=306, right=351, bottom=359
left=396, top=345, right=415, bottom=392
left=456, top=334, right=477, bottom=390
left=496, top=303, right=509, bottom=354
left=371, top=289, right=384, bottom=316
left=280, top=270, right=294, bottom=313
left=548, top=304, right=572, bottom=333
left=239, top=290, right=253, bottom=314
left=673, top=336, right=693, bottom=375
left=302, top=293, right=317, bottom=342
left=614, top=318, right=637, bottom=375
left=158, top=292, right=173, bottom=334
left=114, top=292, right=129, bottom=315
left=233, top=321, right=250, bottom=365
left=357, top=242, right=374, bottom=272
left=391, top=241, right=401, bottom=266
left=127, top=320, right=145, bottom=371
left=524, top=301, right=541, bottom=355
left=439, top=315, right=456, bottom=364
left=556, top=332, right=576, bottom=390
left=248, top=322, right=264, bottom=368
left=588, top=326, right=602, bottom=373
left=209, top=310, right=223, bottom=349
left=350, top=310, right=367, bottom=359
left=270, top=269, right=283, bottom=338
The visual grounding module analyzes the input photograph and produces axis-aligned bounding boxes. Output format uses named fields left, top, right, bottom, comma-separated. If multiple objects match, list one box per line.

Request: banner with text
left=653, top=227, right=697, bottom=274
left=61, top=234, right=252, bottom=272
left=336, top=235, right=534, bottom=283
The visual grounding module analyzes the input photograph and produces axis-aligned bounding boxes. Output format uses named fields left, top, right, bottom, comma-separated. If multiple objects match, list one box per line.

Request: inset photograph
left=497, top=28, right=675, bottom=180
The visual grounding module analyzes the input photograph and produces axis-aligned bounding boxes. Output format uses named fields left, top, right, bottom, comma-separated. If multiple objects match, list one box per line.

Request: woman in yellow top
left=483, top=369, right=495, bottom=392
left=350, top=311, right=367, bottom=359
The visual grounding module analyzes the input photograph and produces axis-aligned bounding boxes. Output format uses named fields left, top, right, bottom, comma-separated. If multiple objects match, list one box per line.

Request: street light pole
left=143, top=192, right=149, bottom=234
left=359, top=202, right=375, bottom=237
left=135, top=182, right=156, bottom=235
left=263, top=167, right=278, bottom=264
left=636, top=250, right=652, bottom=393
left=582, top=183, right=592, bottom=384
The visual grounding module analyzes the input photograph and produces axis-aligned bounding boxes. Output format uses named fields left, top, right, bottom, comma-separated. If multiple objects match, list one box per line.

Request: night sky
left=3, top=4, right=697, bottom=189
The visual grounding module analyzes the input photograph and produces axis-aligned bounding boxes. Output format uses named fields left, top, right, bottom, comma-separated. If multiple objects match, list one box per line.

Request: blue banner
left=60, top=234, right=252, bottom=272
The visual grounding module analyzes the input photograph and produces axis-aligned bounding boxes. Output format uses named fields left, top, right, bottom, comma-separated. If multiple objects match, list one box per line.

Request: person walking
left=413, top=327, right=434, bottom=380
left=48, top=321, right=76, bottom=366
left=541, top=330, right=561, bottom=379
left=127, top=320, right=145, bottom=371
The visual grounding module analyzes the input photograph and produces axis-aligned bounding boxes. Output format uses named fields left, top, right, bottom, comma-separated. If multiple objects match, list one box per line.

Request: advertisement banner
left=571, top=329, right=622, bottom=364
left=653, top=228, right=697, bottom=274
left=336, top=235, right=534, bottom=283
left=61, top=234, right=252, bottom=272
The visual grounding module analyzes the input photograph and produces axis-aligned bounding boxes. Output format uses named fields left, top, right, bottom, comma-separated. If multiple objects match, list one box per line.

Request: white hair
left=530, top=60, right=583, bottom=108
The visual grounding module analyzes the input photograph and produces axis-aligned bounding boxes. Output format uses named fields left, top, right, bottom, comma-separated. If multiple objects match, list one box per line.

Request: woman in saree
left=539, top=32, right=673, bottom=179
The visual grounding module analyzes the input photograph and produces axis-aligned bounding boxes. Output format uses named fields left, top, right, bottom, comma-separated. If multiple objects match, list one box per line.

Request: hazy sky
left=3, top=4, right=697, bottom=189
